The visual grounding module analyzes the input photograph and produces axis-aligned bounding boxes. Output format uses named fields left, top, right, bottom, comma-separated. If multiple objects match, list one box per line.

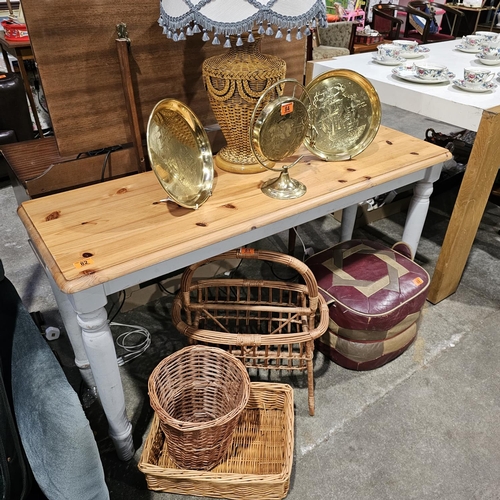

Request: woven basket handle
left=180, top=248, right=320, bottom=312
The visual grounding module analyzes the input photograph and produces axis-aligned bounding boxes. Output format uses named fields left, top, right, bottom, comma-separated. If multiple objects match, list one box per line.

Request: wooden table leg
left=427, top=105, right=500, bottom=304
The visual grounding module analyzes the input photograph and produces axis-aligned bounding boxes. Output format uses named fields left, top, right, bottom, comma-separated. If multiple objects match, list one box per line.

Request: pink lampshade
left=158, top=0, right=327, bottom=46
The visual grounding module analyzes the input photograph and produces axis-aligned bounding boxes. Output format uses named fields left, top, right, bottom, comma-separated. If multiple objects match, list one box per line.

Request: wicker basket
left=148, top=345, right=250, bottom=470
left=172, top=248, right=329, bottom=416
left=139, top=382, right=294, bottom=500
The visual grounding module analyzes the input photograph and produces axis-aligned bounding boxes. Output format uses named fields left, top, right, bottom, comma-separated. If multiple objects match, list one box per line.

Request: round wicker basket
left=148, top=345, right=250, bottom=470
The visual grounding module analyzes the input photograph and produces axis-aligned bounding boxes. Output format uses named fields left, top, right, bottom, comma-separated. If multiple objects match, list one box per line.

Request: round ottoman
left=306, top=239, right=429, bottom=370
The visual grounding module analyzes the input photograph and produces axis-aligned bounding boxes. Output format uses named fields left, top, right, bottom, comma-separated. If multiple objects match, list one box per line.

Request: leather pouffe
left=305, top=239, right=429, bottom=370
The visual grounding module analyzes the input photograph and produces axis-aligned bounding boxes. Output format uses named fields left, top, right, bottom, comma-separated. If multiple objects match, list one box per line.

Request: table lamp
left=158, top=0, right=326, bottom=174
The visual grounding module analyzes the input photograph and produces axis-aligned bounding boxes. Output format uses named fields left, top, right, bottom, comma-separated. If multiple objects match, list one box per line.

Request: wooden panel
left=1, top=137, right=137, bottom=197
left=21, top=0, right=307, bottom=157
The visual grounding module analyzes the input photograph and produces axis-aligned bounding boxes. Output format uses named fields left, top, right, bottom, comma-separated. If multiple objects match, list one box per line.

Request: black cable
left=157, top=282, right=179, bottom=295
left=263, top=260, right=299, bottom=282
left=100, top=145, right=123, bottom=181
left=100, top=149, right=113, bottom=181
left=109, top=290, right=126, bottom=323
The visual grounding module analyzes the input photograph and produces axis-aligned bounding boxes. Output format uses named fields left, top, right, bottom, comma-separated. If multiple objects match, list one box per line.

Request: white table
left=311, top=40, right=500, bottom=303
left=18, top=131, right=450, bottom=460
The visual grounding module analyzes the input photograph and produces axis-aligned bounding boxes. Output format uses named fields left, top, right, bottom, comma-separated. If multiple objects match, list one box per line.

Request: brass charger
left=250, top=79, right=311, bottom=200
left=303, top=69, right=381, bottom=161
left=147, top=99, right=214, bottom=210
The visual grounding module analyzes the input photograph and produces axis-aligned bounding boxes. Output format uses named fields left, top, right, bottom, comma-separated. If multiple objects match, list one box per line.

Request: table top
left=453, top=4, right=496, bottom=10
left=18, top=125, right=451, bottom=295
left=0, top=31, right=31, bottom=50
left=312, top=39, right=500, bottom=131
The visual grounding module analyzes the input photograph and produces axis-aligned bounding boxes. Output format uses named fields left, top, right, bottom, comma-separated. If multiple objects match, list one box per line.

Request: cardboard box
left=334, top=195, right=411, bottom=228
left=120, top=258, right=241, bottom=312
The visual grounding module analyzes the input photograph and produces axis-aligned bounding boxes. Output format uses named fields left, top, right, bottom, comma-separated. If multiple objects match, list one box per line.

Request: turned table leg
left=74, top=303, right=134, bottom=461
left=402, top=163, right=442, bottom=258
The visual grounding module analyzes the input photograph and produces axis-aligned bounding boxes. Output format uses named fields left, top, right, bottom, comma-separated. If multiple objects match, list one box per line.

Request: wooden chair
left=371, top=3, right=429, bottom=43
left=405, top=1, right=464, bottom=42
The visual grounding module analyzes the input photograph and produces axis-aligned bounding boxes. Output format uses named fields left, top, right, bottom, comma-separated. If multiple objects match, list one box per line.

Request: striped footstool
left=306, top=239, right=429, bottom=370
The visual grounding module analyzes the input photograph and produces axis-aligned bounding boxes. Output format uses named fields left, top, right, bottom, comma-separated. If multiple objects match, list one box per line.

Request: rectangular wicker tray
left=139, top=382, right=294, bottom=500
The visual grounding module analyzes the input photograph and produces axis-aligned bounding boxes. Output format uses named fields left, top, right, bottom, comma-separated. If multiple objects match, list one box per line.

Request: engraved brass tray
left=147, top=99, right=214, bottom=209
left=250, top=79, right=310, bottom=200
left=303, top=69, right=381, bottom=161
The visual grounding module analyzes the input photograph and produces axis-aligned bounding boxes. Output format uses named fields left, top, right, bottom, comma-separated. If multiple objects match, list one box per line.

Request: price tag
left=280, top=102, right=294, bottom=116
left=73, top=258, right=95, bottom=269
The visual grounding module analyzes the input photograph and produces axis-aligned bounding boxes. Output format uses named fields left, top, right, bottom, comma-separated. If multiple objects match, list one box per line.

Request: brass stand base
left=215, top=154, right=270, bottom=174
left=261, top=170, right=306, bottom=200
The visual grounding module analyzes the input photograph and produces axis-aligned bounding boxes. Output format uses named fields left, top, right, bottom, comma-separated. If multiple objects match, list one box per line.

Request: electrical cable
left=100, top=145, right=123, bottom=181
left=157, top=281, right=178, bottom=295
left=292, top=226, right=311, bottom=261
left=108, top=290, right=126, bottom=323
left=112, top=321, right=152, bottom=366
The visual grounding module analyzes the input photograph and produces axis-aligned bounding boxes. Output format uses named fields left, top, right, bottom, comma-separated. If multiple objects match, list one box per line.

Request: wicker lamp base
left=202, top=36, right=286, bottom=174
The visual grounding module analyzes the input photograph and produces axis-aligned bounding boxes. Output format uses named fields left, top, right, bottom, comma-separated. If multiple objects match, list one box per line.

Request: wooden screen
left=22, top=0, right=307, bottom=157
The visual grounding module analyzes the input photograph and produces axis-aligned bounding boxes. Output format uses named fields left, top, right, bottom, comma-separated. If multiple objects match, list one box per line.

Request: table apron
left=43, top=162, right=442, bottom=311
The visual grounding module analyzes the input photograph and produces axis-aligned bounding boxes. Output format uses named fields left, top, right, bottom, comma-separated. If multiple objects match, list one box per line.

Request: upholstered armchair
left=312, top=21, right=358, bottom=60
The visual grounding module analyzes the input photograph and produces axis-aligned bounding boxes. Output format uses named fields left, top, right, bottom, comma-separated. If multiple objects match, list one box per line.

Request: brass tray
left=303, top=69, right=381, bottom=161
left=147, top=99, right=214, bottom=209
left=251, top=95, right=309, bottom=164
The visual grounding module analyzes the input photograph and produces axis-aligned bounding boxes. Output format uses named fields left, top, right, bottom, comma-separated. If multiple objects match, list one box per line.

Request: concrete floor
left=1, top=104, right=500, bottom=500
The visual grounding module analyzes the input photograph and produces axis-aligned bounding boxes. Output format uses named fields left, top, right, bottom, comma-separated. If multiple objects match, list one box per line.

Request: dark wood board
left=22, top=0, right=306, bottom=157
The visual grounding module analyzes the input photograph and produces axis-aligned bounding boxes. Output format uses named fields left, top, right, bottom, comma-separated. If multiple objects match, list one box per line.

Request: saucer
left=452, top=79, right=497, bottom=92
left=400, top=46, right=430, bottom=59
left=392, top=64, right=455, bottom=84
left=455, top=44, right=481, bottom=53
left=372, top=55, right=406, bottom=66
left=477, top=55, right=500, bottom=66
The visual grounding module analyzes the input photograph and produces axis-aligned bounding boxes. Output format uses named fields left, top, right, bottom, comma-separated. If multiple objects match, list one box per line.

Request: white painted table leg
left=340, top=204, right=357, bottom=242
left=46, top=274, right=96, bottom=389
left=76, top=306, right=134, bottom=461
left=402, top=179, right=434, bottom=257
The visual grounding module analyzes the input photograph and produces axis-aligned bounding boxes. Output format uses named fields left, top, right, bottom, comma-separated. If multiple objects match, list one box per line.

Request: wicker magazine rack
left=139, top=382, right=294, bottom=499
left=172, top=248, right=329, bottom=416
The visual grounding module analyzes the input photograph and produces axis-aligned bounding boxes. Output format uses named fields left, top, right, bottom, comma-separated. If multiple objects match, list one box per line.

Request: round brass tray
left=147, top=99, right=214, bottom=210
left=251, top=95, right=310, bottom=164
left=303, top=69, right=381, bottom=161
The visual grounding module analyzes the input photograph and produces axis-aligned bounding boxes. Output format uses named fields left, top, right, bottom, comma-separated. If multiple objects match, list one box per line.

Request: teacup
left=413, top=61, right=448, bottom=80
left=377, top=43, right=403, bottom=62
left=463, top=67, right=494, bottom=87
left=462, top=34, right=483, bottom=48
left=393, top=39, right=419, bottom=54
left=479, top=45, right=500, bottom=60
left=475, top=31, right=499, bottom=44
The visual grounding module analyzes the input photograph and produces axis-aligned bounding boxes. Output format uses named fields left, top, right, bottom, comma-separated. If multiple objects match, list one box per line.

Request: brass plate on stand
left=147, top=99, right=214, bottom=209
left=303, top=69, right=381, bottom=161
left=251, top=95, right=310, bottom=164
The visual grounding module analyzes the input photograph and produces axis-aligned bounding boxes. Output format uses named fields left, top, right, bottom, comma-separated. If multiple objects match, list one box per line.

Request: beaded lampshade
left=158, top=0, right=326, bottom=174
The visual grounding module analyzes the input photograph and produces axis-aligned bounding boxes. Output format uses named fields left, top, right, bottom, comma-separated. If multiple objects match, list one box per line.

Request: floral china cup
left=462, top=35, right=483, bottom=48
left=480, top=46, right=500, bottom=59
left=463, top=67, right=494, bottom=87
left=377, top=44, right=403, bottom=61
left=475, top=31, right=499, bottom=45
left=393, top=40, right=419, bottom=54
left=413, top=61, right=448, bottom=80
